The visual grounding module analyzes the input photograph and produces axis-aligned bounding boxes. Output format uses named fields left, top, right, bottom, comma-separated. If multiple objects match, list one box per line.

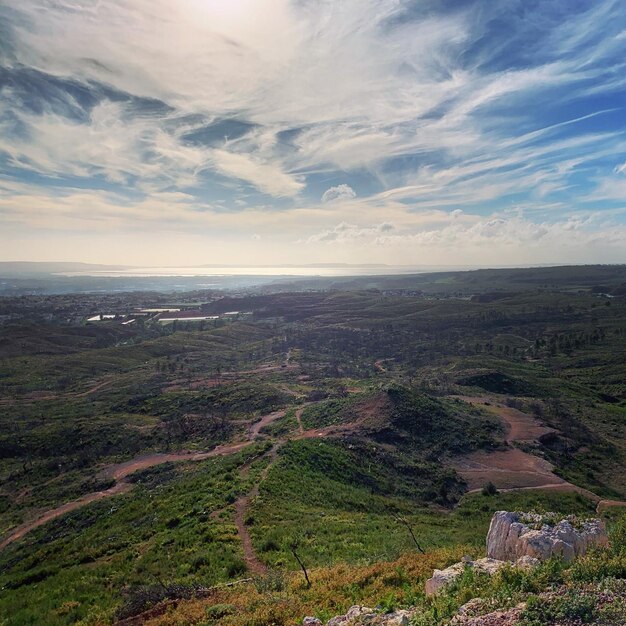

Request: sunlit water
left=58, top=265, right=439, bottom=278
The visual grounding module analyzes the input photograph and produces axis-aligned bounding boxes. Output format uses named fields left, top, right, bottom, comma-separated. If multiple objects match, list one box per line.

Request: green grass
left=0, top=444, right=272, bottom=625
left=248, top=437, right=596, bottom=569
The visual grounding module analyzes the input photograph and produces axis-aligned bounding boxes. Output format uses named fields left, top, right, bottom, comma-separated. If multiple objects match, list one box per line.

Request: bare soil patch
left=451, top=395, right=575, bottom=494
left=453, top=448, right=565, bottom=491
left=452, top=395, right=554, bottom=443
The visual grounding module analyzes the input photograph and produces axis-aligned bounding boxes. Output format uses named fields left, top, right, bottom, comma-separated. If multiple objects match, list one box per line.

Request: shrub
left=253, top=570, right=286, bottom=593
left=204, top=603, right=236, bottom=621
left=519, top=592, right=598, bottom=626
left=482, top=482, right=498, bottom=496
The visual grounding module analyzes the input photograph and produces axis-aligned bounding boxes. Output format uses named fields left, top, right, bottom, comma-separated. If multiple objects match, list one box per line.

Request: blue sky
left=1, top=0, right=626, bottom=265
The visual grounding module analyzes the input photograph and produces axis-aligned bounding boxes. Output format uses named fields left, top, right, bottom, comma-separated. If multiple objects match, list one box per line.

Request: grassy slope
left=118, top=492, right=606, bottom=626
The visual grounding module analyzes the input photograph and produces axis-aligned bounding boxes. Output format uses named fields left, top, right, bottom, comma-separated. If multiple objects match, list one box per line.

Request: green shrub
left=204, top=603, right=236, bottom=621
left=519, top=592, right=598, bottom=626
left=482, top=482, right=498, bottom=496
left=253, top=570, right=286, bottom=593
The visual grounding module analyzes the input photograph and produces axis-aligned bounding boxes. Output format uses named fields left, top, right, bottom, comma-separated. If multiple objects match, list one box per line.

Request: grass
left=0, top=469, right=596, bottom=625
left=0, top=445, right=269, bottom=625
left=106, top=508, right=626, bottom=626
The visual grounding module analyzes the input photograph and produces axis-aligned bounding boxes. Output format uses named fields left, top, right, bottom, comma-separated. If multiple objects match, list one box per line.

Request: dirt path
left=451, top=395, right=626, bottom=513
left=249, top=410, right=286, bottom=440
left=0, top=410, right=287, bottom=551
left=452, top=395, right=554, bottom=443
left=453, top=448, right=567, bottom=491
left=0, top=482, right=133, bottom=551
left=0, top=378, right=113, bottom=405
left=451, top=395, right=563, bottom=491
left=233, top=446, right=280, bottom=575
left=295, top=407, right=305, bottom=435
left=596, top=499, right=626, bottom=514
left=0, top=376, right=116, bottom=406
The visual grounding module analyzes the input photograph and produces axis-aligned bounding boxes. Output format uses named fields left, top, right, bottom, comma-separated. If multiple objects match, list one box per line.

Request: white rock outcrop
left=424, top=556, right=529, bottom=596
left=486, top=511, right=608, bottom=563
left=321, top=606, right=414, bottom=626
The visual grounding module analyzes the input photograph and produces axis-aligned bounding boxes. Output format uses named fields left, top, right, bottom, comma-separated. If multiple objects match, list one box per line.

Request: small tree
left=393, top=515, right=425, bottom=554
left=287, top=535, right=311, bottom=588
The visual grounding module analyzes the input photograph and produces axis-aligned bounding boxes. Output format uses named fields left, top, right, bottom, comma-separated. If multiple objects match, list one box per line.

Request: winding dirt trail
left=451, top=395, right=626, bottom=513
left=233, top=445, right=280, bottom=575
left=451, top=395, right=563, bottom=492
left=0, top=376, right=116, bottom=406
left=295, top=407, right=305, bottom=435
left=0, top=482, right=133, bottom=551
left=452, top=395, right=555, bottom=444
left=0, top=410, right=286, bottom=551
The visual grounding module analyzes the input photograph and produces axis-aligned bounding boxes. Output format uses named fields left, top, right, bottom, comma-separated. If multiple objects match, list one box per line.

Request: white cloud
left=306, top=221, right=395, bottom=243
left=321, top=184, right=356, bottom=203
left=209, top=149, right=304, bottom=197
left=1, top=1, right=626, bottom=264
left=299, top=211, right=626, bottom=266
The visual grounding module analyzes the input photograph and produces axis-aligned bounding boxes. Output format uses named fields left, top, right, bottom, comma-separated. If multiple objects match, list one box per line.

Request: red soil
left=451, top=395, right=626, bottom=512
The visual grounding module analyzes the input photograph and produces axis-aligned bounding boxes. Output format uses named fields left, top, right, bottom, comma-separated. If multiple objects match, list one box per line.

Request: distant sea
left=57, top=265, right=441, bottom=278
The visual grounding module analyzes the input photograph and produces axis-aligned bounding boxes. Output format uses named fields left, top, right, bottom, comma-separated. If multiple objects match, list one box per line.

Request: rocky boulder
left=486, top=511, right=608, bottom=563
left=306, top=606, right=414, bottom=626
left=424, top=556, right=535, bottom=596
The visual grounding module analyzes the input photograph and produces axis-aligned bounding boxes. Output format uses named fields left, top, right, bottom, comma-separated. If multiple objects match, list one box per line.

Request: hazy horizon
left=2, top=1, right=626, bottom=266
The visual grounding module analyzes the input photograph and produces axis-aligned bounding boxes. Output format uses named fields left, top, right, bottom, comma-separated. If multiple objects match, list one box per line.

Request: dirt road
left=451, top=395, right=626, bottom=512
left=295, top=407, right=305, bottom=435
left=0, top=482, right=132, bottom=551
left=452, top=395, right=554, bottom=443
left=0, top=410, right=286, bottom=551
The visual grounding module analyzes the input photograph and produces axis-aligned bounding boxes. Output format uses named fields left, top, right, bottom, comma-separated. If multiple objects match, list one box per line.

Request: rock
left=472, top=557, right=507, bottom=576
left=425, top=557, right=508, bottom=595
left=486, top=511, right=607, bottom=563
left=320, top=606, right=415, bottom=626
left=326, top=606, right=376, bottom=626
left=457, top=598, right=485, bottom=616
left=425, top=561, right=466, bottom=595
left=514, top=555, right=540, bottom=569
left=383, top=609, right=412, bottom=626
left=453, top=604, right=525, bottom=625
left=303, top=618, right=323, bottom=626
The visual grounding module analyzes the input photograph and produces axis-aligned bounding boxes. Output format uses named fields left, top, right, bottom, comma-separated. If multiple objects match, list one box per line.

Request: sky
left=1, top=0, right=626, bottom=267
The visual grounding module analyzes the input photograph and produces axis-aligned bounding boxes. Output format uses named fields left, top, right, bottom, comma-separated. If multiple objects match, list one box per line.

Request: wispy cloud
left=1, top=0, right=626, bottom=263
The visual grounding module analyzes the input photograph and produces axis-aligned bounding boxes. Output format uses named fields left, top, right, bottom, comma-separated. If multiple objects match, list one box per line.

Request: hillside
left=0, top=266, right=625, bottom=623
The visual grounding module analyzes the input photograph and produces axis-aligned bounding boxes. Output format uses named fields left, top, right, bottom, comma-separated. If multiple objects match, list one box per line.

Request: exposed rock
left=457, top=598, right=485, bottom=617
left=425, top=561, right=466, bottom=596
left=451, top=604, right=525, bottom=625
left=383, top=609, right=412, bottom=626
left=425, top=557, right=510, bottom=595
left=303, top=618, right=323, bottom=626
left=514, top=555, right=540, bottom=569
left=321, top=606, right=414, bottom=626
left=326, top=606, right=376, bottom=626
left=486, top=511, right=608, bottom=562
